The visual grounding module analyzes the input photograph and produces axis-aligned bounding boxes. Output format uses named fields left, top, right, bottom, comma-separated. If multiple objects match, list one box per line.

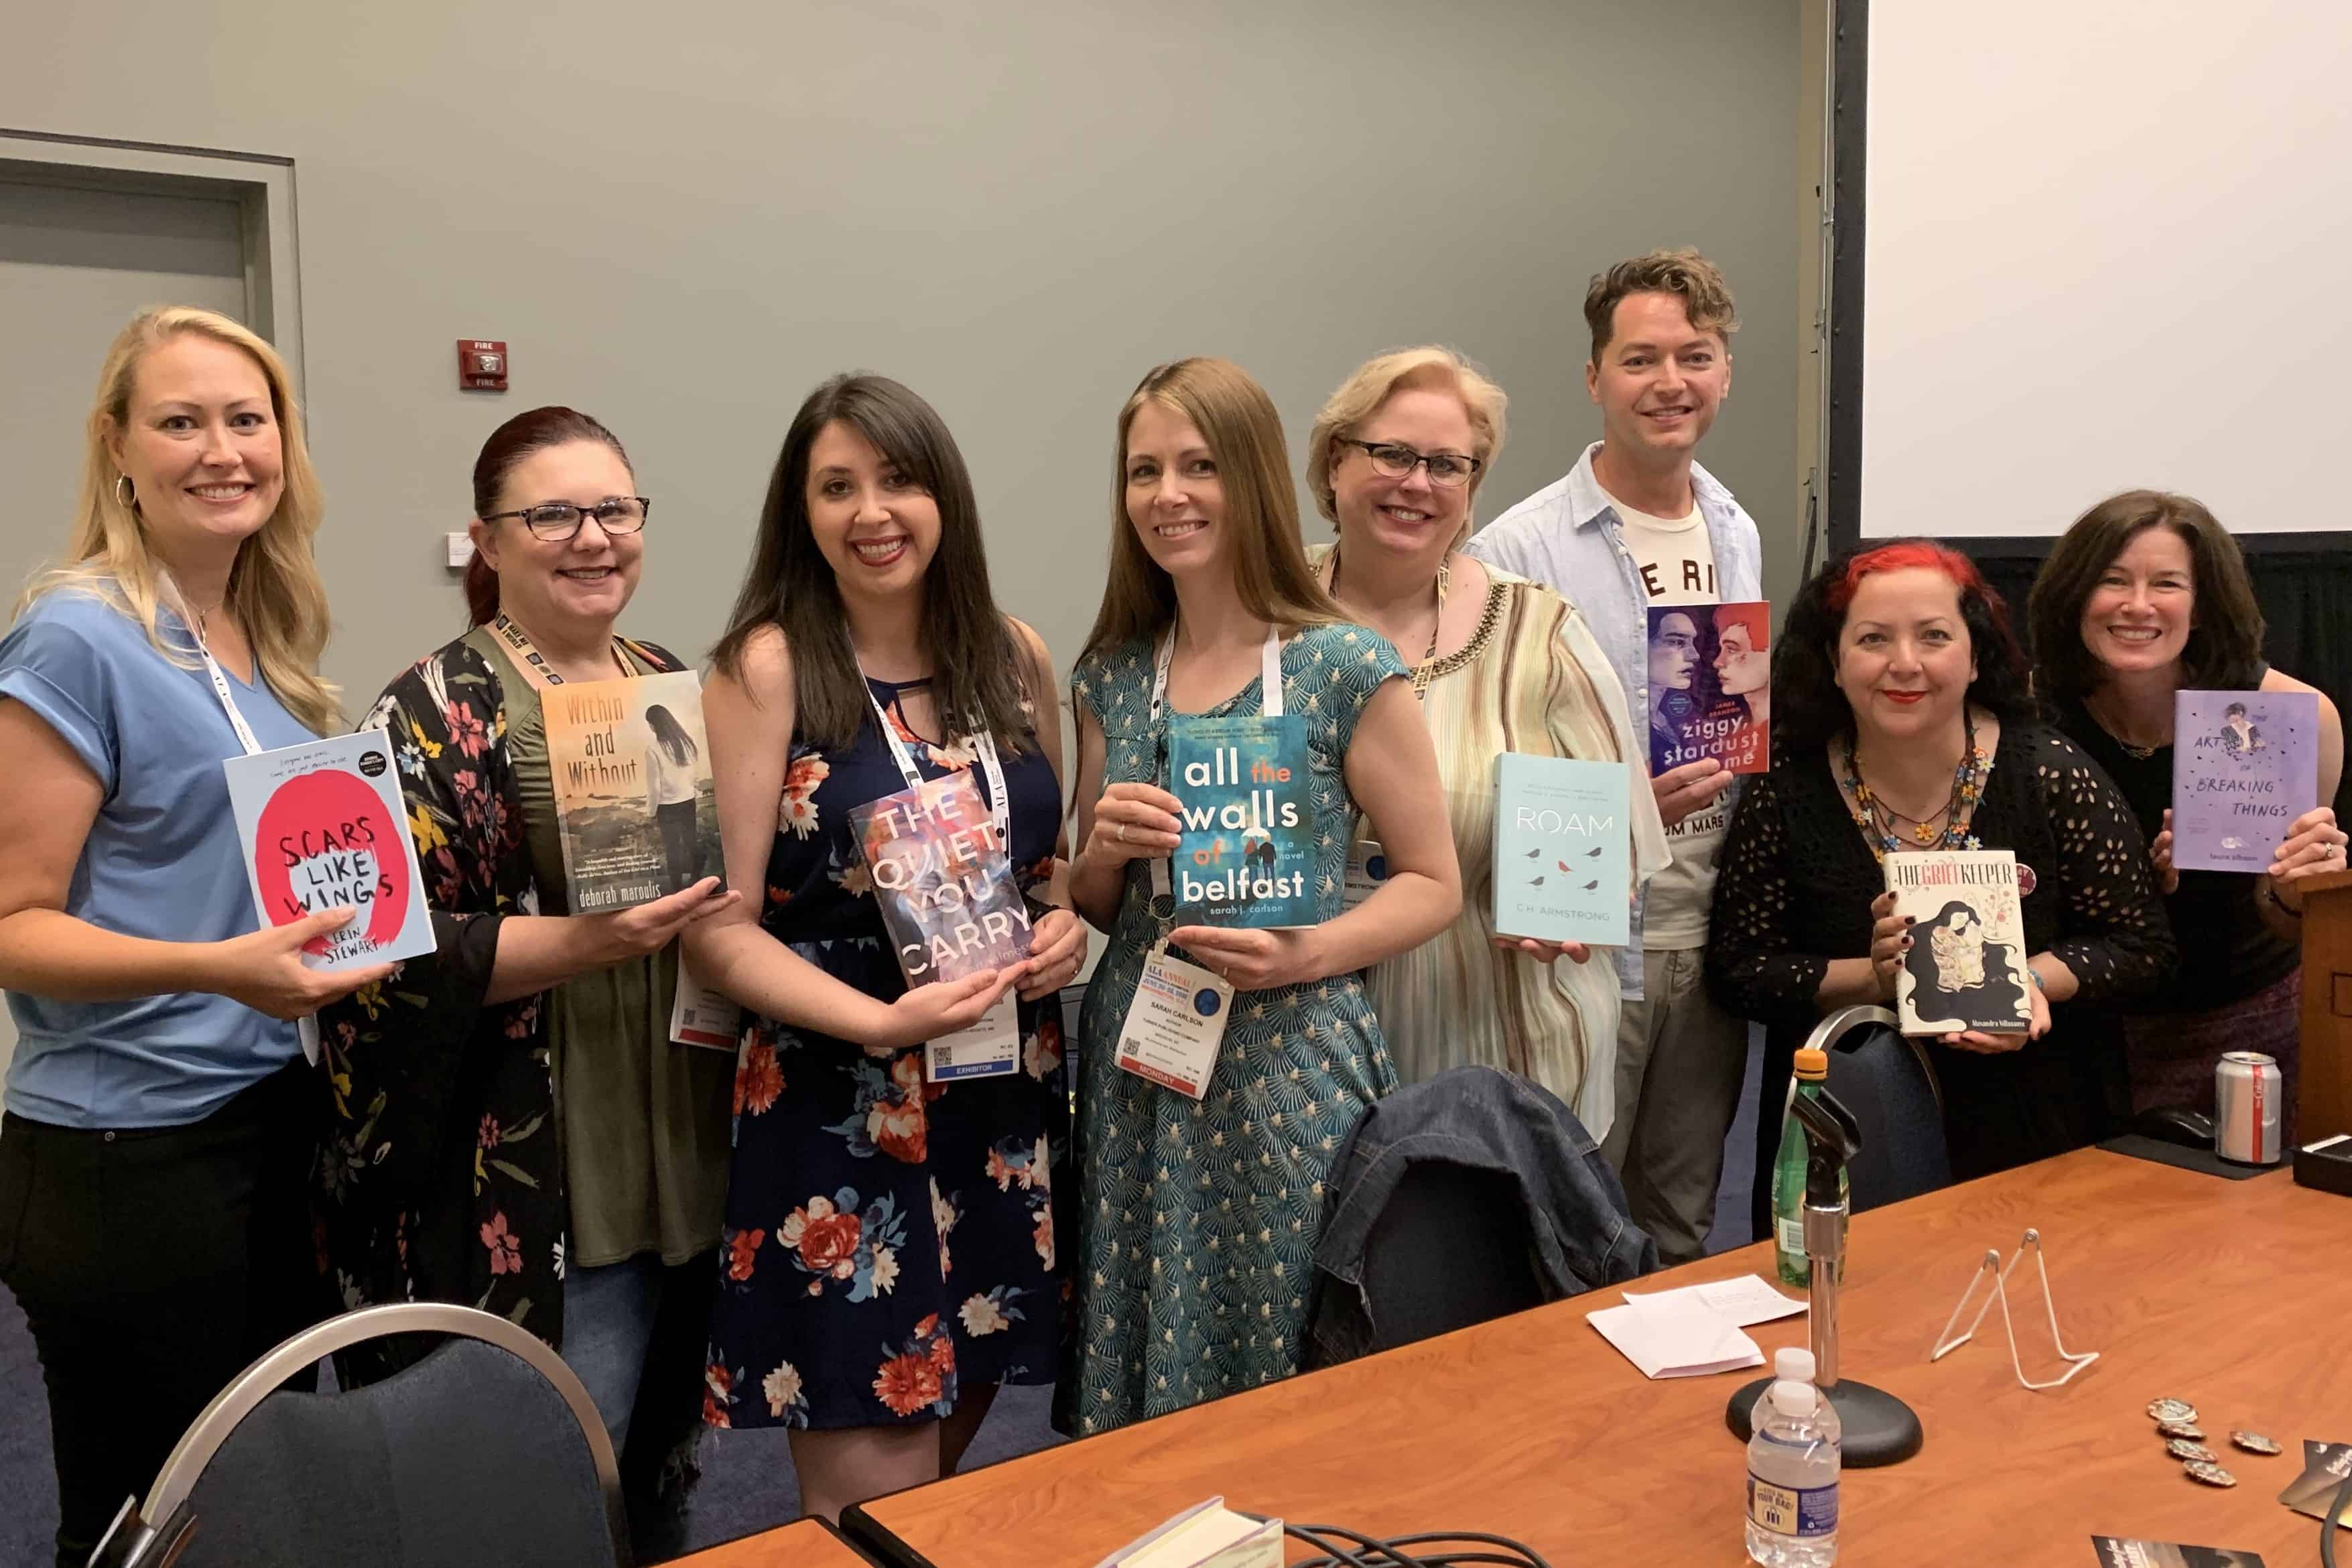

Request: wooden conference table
left=673, top=1518, right=873, bottom=1566
left=779, top=1147, right=2348, bottom=1567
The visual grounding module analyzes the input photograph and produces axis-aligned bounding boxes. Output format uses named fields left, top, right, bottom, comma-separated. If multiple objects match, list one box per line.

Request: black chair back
left=1815, top=1008, right=1951, bottom=1213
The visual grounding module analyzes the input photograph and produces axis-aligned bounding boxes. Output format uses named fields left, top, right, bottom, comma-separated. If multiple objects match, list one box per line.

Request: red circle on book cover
left=2015, top=862, right=2038, bottom=897
left=254, top=771, right=409, bottom=954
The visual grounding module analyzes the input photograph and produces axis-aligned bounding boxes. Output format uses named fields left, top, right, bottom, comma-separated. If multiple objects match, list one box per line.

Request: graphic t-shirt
left=1610, top=488, right=1724, bottom=949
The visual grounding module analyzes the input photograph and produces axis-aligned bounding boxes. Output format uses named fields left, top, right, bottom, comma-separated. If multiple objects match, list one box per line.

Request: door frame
left=0, top=127, right=303, bottom=393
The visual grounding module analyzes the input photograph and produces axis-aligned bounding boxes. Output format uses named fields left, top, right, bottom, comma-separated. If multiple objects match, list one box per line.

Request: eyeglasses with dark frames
left=480, top=497, right=652, bottom=541
left=1341, top=440, right=1481, bottom=488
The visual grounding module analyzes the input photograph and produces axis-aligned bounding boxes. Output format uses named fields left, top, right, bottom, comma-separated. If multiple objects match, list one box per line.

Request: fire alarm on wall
left=458, top=340, right=509, bottom=391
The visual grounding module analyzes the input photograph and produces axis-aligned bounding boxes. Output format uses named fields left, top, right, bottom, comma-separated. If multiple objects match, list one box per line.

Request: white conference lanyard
left=1323, top=549, right=1449, bottom=911
left=1116, top=623, right=1282, bottom=1099
left=170, top=579, right=320, bottom=1065
left=861, top=676, right=1021, bottom=1082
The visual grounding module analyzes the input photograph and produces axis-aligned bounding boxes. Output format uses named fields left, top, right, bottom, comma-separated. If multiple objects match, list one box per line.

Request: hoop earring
left=115, top=474, right=135, bottom=510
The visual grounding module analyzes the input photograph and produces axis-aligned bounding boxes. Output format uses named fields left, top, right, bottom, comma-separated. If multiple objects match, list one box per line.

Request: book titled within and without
left=1884, top=850, right=2033, bottom=1035
left=848, top=771, right=1033, bottom=988
left=543, top=670, right=721, bottom=912
left=1492, top=754, right=1630, bottom=947
left=1168, top=716, right=1315, bottom=927
left=2170, top=689, right=2321, bottom=874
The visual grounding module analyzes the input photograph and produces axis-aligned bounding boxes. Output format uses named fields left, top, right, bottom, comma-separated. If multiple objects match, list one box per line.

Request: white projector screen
left=1855, top=0, right=2352, bottom=540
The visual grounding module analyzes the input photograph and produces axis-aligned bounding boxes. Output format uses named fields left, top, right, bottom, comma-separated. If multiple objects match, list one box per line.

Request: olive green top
left=467, top=625, right=732, bottom=1270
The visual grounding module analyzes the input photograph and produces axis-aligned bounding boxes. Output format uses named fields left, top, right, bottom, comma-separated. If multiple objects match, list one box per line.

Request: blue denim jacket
left=1306, top=1065, right=1656, bottom=1367
left=1463, top=441, right=1765, bottom=989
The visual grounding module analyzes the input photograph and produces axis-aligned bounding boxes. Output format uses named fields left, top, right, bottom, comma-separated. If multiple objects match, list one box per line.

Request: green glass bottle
left=1772, top=1047, right=1847, bottom=1289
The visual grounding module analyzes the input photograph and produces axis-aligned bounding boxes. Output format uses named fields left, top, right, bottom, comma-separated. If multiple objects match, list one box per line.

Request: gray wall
left=2, top=0, right=1800, bottom=707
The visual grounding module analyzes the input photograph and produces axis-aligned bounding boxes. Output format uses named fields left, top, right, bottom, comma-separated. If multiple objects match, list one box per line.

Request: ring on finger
left=1116, top=822, right=1128, bottom=844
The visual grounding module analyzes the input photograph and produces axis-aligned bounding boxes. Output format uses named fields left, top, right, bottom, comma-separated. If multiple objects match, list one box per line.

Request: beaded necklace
left=1841, top=712, right=1990, bottom=861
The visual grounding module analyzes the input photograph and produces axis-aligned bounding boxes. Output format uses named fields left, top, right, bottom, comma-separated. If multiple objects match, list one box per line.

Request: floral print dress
left=703, top=679, right=1068, bottom=1431
left=1061, top=623, right=1406, bottom=1437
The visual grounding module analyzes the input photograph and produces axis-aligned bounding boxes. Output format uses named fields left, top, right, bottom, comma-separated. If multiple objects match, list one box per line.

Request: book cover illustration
left=1884, top=850, right=2034, bottom=1035
left=2280, top=1439, right=2352, bottom=1527
left=222, top=730, right=436, bottom=970
left=543, top=669, right=721, bottom=913
left=1646, top=601, right=1770, bottom=776
left=1167, top=714, right=1316, bottom=927
left=2170, top=689, right=2321, bottom=874
left=2091, top=1537, right=2268, bottom=1567
left=847, top=770, right=1033, bottom=988
left=1492, top=753, right=1631, bottom=946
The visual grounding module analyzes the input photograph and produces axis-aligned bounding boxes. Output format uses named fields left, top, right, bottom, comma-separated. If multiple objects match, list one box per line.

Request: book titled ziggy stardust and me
left=1167, top=715, right=1316, bottom=927
left=1884, top=850, right=2034, bottom=1036
left=847, top=771, right=1034, bottom=988
left=2170, top=689, right=2321, bottom=874
left=1492, top=753, right=1631, bottom=947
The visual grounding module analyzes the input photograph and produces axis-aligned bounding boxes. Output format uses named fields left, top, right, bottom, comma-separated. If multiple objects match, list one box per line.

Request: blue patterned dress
left=704, top=679, right=1067, bottom=1431
left=1062, top=623, right=1407, bottom=1435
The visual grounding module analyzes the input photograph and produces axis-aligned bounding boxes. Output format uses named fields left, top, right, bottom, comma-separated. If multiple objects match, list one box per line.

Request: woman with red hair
left=1705, top=541, right=2172, bottom=1228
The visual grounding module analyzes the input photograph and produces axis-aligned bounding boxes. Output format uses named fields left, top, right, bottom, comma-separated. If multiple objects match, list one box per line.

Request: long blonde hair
left=20, top=306, right=339, bottom=735
left=1079, top=357, right=1344, bottom=667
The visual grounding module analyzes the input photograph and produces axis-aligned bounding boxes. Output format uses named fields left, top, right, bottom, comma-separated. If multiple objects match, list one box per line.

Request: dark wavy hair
left=2026, top=489, right=2266, bottom=705
left=1774, top=539, right=2036, bottom=758
left=463, top=406, right=633, bottom=627
left=710, top=373, right=1029, bottom=755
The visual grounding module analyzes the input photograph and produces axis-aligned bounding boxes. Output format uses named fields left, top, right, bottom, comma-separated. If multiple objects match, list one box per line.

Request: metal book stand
left=1929, top=1228, right=2100, bottom=1390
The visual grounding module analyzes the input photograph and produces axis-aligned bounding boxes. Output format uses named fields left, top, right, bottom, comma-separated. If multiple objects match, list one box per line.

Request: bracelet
left=2027, top=967, right=2044, bottom=990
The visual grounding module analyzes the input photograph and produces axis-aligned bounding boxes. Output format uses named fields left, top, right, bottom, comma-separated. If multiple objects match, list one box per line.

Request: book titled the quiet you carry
left=223, top=730, right=436, bottom=970
left=2170, top=689, right=2321, bottom=874
left=1884, top=849, right=2034, bottom=1036
left=541, top=670, right=721, bottom=912
left=847, top=771, right=1034, bottom=988
left=1167, top=714, right=1315, bottom=927
left=1492, top=753, right=1631, bottom=947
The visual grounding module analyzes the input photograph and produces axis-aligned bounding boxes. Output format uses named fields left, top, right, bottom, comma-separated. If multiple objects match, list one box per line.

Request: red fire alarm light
left=458, top=340, right=509, bottom=391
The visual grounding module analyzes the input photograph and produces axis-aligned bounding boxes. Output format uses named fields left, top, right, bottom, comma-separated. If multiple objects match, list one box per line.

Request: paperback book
left=2091, top=1537, right=2268, bottom=1567
left=1090, top=1498, right=1284, bottom=1568
left=1645, top=600, right=1770, bottom=775
left=847, top=770, right=1033, bottom=988
left=1884, top=850, right=2034, bottom=1036
left=542, top=670, right=721, bottom=912
left=222, top=729, right=436, bottom=970
left=1492, top=753, right=1630, bottom=946
left=2170, top=689, right=2321, bottom=874
left=1167, top=714, right=1316, bottom=927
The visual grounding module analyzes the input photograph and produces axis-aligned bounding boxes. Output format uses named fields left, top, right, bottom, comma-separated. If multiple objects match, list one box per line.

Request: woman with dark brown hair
left=2028, top=490, right=2345, bottom=1134
left=687, top=374, right=1086, bottom=1520
left=318, top=406, right=738, bottom=1560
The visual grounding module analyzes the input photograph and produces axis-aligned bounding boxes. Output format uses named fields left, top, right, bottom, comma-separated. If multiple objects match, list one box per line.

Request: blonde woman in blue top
left=1063, top=357, right=1460, bottom=1434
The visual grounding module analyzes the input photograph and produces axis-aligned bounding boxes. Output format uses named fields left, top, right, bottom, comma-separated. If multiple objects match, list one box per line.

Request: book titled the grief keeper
left=1167, top=714, right=1316, bottom=927
left=1492, top=753, right=1630, bottom=946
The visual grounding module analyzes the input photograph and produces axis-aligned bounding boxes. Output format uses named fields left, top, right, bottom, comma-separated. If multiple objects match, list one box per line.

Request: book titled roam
left=1884, top=849, right=2034, bottom=1036
left=1492, top=753, right=1630, bottom=946
left=1167, top=714, right=1315, bottom=927
left=848, top=771, right=1033, bottom=988
left=542, top=671, right=720, bottom=912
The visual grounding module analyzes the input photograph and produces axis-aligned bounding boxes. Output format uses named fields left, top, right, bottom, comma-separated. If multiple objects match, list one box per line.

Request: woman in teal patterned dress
left=1061, top=359, right=1461, bottom=1434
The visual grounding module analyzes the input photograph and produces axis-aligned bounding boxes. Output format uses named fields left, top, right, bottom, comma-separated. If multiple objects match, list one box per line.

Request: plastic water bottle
left=1772, top=1047, right=1847, bottom=1287
left=1745, top=1346, right=1841, bottom=1566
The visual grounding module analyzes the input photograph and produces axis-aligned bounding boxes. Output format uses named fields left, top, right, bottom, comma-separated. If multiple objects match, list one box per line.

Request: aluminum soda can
left=2215, top=1051, right=2282, bottom=1165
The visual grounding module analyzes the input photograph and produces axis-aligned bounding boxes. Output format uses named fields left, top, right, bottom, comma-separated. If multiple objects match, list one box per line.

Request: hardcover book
left=1492, top=753, right=1631, bottom=946
left=1646, top=601, right=1770, bottom=775
left=1884, top=850, right=2034, bottom=1036
left=1167, top=715, right=1316, bottom=927
left=542, top=670, right=720, bottom=913
left=222, top=729, right=436, bottom=970
left=2170, top=689, right=2321, bottom=874
left=847, top=770, right=1034, bottom=988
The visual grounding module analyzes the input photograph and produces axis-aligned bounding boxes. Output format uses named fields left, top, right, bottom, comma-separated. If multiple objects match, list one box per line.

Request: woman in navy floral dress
left=688, top=375, right=1086, bottom=1521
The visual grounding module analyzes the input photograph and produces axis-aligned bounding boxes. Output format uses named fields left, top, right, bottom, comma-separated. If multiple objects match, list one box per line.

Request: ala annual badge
left=1114, top=945, right=1234, bottom=1100
left=1342, top=839, right=1390, bottom=913
left=926, top=990, right=1021, bottom=1084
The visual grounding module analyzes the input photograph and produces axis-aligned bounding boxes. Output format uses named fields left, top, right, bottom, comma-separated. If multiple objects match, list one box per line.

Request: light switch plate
left=446, top=532, right=475, bottom=568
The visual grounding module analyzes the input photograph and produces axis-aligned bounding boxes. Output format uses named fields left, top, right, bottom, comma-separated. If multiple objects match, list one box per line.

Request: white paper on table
left=1585, top=1293, right=1766, bottom=1380
left=1621, top=1272, right=1807, bottom=1328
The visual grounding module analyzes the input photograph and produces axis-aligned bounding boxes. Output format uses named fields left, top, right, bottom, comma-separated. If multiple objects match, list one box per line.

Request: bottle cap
left=1792, top=1047, right=1828, bottom=1082
left=1776, top=1346, right=1816, bottom=1382
left=1769, top=1347, right=1820, bottom=1418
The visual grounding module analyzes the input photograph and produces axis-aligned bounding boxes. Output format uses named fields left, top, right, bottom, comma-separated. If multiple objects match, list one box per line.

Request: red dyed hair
left=1827, top=540, right=2022, bottom=667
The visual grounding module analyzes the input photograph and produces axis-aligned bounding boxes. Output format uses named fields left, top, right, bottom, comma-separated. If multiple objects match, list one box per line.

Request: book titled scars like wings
left=1492, top=753, right=1631, bottom=946
left=1167, top=714, right=1317, bottom=927
left=1884, top=850, right=2033, bottom=1036
left=542, top=669, right=722, bottom=913
left=222, top=730, right=436, bottom=970
left=2170, top=689, right=2321, bottom=874
left=847, top=770, right=1034, bottom=988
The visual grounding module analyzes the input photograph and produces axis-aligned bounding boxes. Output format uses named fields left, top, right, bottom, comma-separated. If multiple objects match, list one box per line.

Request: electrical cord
left=1237, top=1516, right=1549, bottom=1568
left=2322, top=1467, right=2352, bottom=1568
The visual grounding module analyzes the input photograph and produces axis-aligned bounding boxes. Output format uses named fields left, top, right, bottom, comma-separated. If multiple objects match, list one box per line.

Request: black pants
left=0, top=1061, right=330, bottom=1567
